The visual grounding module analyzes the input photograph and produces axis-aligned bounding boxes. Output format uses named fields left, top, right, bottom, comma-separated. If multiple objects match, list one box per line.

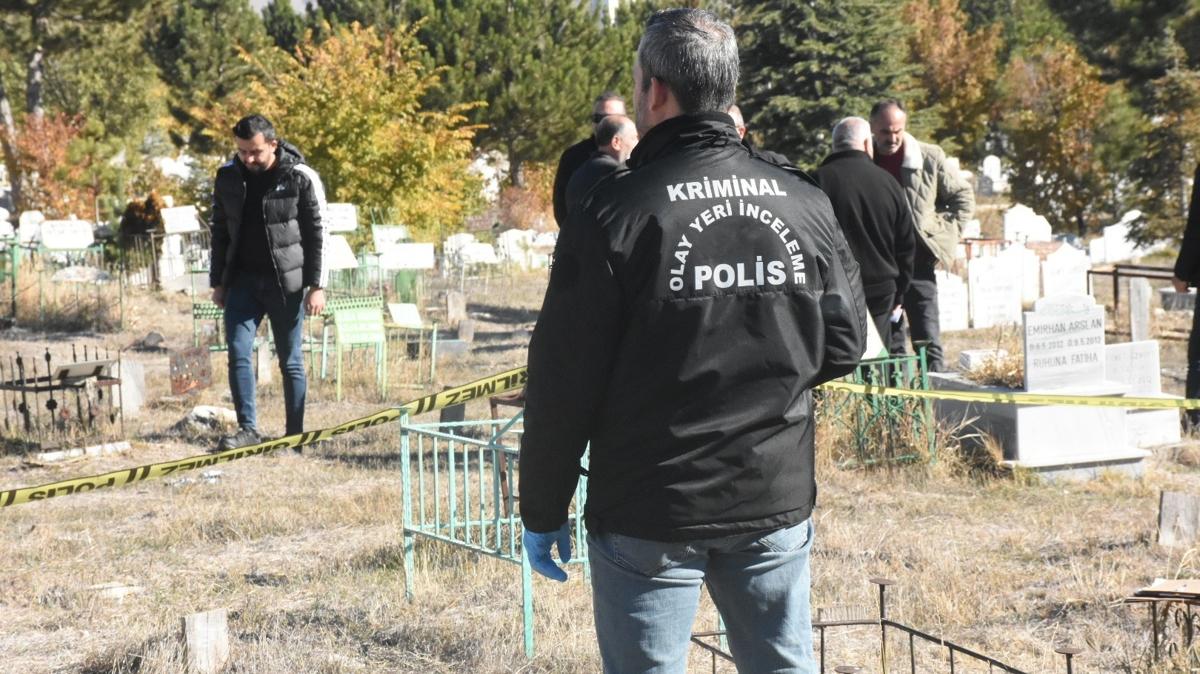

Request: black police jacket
left=209, top=140, right=327, bottom=295
left=519, top=113, right=868, bottom=541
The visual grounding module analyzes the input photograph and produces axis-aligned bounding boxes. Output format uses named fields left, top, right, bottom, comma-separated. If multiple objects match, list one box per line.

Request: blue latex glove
left=523, top=523, right=572, bottom=582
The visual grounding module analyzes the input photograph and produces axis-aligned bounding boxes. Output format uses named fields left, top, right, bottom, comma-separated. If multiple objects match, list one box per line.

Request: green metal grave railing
left=821, top=345, right=936, bottom=466
left=399, top=410, right=589, bottom=658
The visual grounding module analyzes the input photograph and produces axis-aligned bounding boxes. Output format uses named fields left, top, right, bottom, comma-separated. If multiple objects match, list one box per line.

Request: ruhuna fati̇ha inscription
left=1023, top=295, right=1106, bottom=391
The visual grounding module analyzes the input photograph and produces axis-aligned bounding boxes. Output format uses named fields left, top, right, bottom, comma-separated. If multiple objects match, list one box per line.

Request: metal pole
left=872, top=578, right=894, bottom=674
left=400, top=410, right=415, bottom=602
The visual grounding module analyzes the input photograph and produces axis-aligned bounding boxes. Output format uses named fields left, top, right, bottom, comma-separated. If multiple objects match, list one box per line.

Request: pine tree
left=737, top=0, right=913, bottom=170
left=263, top=0, right=307, bottom=53
left=408, top=0, right=644, bottom=186
left=147, top=0, right=270, bottom=151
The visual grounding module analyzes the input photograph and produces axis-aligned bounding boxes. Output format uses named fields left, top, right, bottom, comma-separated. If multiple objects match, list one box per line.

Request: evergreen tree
left=147, top=0, right=271, bottom=151
left=264, top=0, right=307, bottom=53
left=408, top=0, right=644, bottom=186
left=737, top=0, right=912, bottom=170
left=1128, top=39, right=1200, bottom=245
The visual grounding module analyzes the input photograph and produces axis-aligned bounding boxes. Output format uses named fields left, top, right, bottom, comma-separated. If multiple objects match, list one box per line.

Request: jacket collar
left=820, top=149, right=872, bottom=167
left=626, top=112, right=742, bottom=170
left=900, top=132, right=923, bottom=170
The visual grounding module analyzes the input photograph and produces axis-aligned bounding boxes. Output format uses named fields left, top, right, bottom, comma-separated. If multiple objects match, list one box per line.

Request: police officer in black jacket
left=519, top=9, right=867, bottom=673
left=210, top=115, right=327, bottom=452
left=551, top=92, right=627, bottom=228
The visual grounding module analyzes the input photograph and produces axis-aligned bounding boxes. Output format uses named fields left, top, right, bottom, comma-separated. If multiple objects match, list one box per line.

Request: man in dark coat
left=817, top=116, right=915, bottom=341
left=563, top=114, right=637, bottom=218
left=1173, top=161, right=1200, bottom=429
left=209, top=114, right=327, bottom=451
left=551, top=92, right=626, bottom=228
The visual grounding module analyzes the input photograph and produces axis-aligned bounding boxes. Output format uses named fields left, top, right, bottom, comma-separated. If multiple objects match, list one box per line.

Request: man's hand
left=305, top=287, right=326, bottom=316
left=522, top=523, right=572, bottom=582
left=212, top=286, right=225, bottom=309
left=1174, top=277, right=1190, bottom=293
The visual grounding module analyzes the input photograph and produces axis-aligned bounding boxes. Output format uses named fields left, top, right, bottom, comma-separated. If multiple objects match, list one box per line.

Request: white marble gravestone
left=18, top=210, right=44, bottom=245
left=39, top=219, right=94, bottom=250
left=379, top=243, right=435, bottom=270
left=1106, top=340, right=1181, bottom=448
left=969, top=254, right=1022, bottom=328
left=325, top=235, right=359, bottom=270
left=1023, top=295, right=1106, bottom=391
left=936, top=270, right=969, bottom=332
left=324, top=203, right=358, bottom=233
left=1041, top=245, right=1090, bottom=298
left=1003, top=204, right=1052, bottom=243
left=160, top=205, right=202, bottom=234
left=371, top=225, right=409, bottom=252
left=1102, top=219, right=1137, bottom=263
left=1000, top=244, right=1041, bottom=304
left=459, top=242, right=499, bottom=266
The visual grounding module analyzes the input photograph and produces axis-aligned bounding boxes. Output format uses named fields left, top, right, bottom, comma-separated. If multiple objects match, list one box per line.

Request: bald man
left=553, top=92, right=627, bottom=228
left=563, top=114, right=638, bottom=219
left=816, top=117, right=915, bottom=341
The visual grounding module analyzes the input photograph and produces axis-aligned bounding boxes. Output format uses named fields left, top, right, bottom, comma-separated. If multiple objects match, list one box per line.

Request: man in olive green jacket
left=871, top=99, right=974, bottom=371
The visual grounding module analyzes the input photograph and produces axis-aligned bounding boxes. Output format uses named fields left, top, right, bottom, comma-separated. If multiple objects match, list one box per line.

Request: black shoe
left=214, top=427, right=261, bottom=453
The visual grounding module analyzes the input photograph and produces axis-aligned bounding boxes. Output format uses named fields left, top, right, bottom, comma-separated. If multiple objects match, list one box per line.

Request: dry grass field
left=2, top=268, right=1200, bottom=673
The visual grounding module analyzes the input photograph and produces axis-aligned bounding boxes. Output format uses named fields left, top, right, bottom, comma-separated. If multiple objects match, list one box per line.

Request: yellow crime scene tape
left=818, top=380, right=1200, bottom=410
left=0, top=367, right=527, bottom=509
left=5, top=364, right=1200, bottom=509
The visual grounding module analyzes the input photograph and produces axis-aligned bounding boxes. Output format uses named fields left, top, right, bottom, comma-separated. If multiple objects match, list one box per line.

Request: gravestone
left=936, top=270, right=969, bottom=332
left=39, top=219, right=94, bottom=250
left=1003, top=204, right=1052, bottom=244
left=1106, top=340, right=1181, bottom=448
left=325, top=235, right=359, bottom=270
left=459, top=242, right=499, bottom=266
left=1023, top=295, right=1106, bottom=391
left=379, top=243, right=435, bottom=270
left=387, top=302, right=423, bottom=328
left=968, top=255, right=1022, bottom=328
left=115, top=359, right=145, bottom=418
left=1102, top=219, right=1137, bottom=263
left=160, top=206, right=202, bottom=234
left=1130, top=278, right=1152, bottom=342
left=446, top=291, right=467, bottom=327
left=324, top=203, right=358, bottom=233
left=18, top=210, right=44, bottom=246
left=1041, top=245, right=1090, bottom=298
left=1159, top=492, right=1200, bottom=548
left=961, top=219, right=982, bottom=239
left=371, top=225, right=409, bottom=252
left=1000, top=244, right=1041, bottom=304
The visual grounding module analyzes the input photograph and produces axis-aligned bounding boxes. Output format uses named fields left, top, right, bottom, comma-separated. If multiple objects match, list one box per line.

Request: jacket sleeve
left=935, top=151, right=975, bottom=230
left=814, top=211, right=869, bottom=385
left=295, top=165, right=327, bottom=289
left=894, top=190, right=916, bottom=304
left=209, top=173, right=229, bottom=289
left=519, top=211, right=624, bottom=533
left=551, top=147, right=575, bottom=229
left=1175, top=163, right=1200, bottom=283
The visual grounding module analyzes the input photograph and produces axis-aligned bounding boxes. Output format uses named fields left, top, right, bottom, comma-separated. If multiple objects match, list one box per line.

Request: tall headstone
left=1000, top=244, right=1041, bottom=304
left=1102, top=219, right=1137, bottom=263
left=1003, top=204, right=1052, bottom=244
left=936, top=270, right=969, bottom=332
left=1130, top=278, right=1152, bottom=342
left=969, top=254, right=1022, bottom=328
left=1106, top=340, right=1181, bottom=448
left=1041, top=245, right=1091, bottom=298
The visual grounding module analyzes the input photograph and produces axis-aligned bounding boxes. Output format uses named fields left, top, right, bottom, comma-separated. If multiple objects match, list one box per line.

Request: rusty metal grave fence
left=8, top=243, right=125, bottom=331
left=819, top=346, right=936, bottom=467
left=692, top=578, right=1084, bottom=673
left=398, top=409, right=589, bottom=658
left=0, top=344, right=124, bottom=452
left=1125, top=594, right=1200, bottom=670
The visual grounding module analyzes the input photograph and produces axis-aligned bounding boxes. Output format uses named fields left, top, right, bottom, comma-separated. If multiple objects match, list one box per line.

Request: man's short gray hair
left=832, top=117, right=871, bottom=151
left=637, top=9, right=738, bottom=115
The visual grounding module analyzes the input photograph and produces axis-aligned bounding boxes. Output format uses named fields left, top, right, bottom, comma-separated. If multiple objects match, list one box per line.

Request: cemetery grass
left=2, top=279, right=1200, bottom=672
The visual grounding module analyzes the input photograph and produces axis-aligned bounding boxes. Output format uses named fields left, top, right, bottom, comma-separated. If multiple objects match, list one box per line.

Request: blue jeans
left=224, top=273, right=307, bottom=435
left=588, top=519, right=816, bottom=674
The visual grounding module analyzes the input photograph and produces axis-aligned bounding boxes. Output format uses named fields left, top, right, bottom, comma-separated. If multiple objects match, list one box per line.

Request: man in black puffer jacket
left=519, top=9, right=867, bottom=673
left=209, top=114, right=326, bottom=452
